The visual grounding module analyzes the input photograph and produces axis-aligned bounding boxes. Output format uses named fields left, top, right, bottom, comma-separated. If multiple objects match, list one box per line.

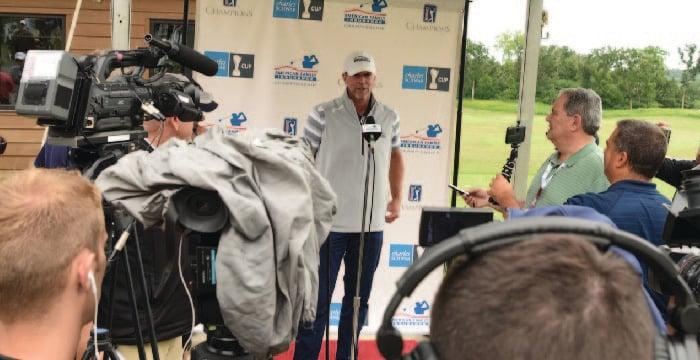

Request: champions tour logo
left=205, top=0, right=253, bottom=17
left=274, top=54, right=319, bottom=86
left=218, top=111, right=249, bottom=134
left=400, top=123, right=443, bottom=153
left=405, top=4, right=450, bottom=32
left=392, top=299, right=430, bottom=328
left=344, top=0, right=388, bottom=29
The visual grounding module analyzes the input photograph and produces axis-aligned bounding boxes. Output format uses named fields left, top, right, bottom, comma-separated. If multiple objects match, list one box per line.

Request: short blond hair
left=0, top=169, right=104, bottom=322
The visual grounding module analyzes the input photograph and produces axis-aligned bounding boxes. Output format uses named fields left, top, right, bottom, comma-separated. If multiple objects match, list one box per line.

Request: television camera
left=14, top=34, right=217, bottom=177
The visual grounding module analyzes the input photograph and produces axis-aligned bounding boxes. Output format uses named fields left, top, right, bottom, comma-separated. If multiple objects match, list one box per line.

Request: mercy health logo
left=392, top=300, right=431, bottom=328
left=402, top=66, right=450, bottom=91
left=205, top=0, right=253, bottom=17
left=389, top=244, right=415, bottom=267
left=344, top=1, right=388, bottom=30
left=205, top=51, right=254, bottom=78
left=406, top=4, right=450, bottom=32
left=274, top=0, right=324, bottom=21
left=218, top=111, right=249, bottom=134
left=400, top=124, right=443, bottom=154
left=274, top=54, right=320, bottom=87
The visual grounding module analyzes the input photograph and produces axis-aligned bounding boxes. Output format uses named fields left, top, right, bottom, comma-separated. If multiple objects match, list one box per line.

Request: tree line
left=464, top=32, right=700, bottom=109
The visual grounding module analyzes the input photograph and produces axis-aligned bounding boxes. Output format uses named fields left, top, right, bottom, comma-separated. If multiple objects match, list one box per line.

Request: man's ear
left=166, top=116, right=182, bottom=131
left=570, top=114, right=582, bottom=131
left=617, top=150, right=629, bottom=169
left=74, top=249, right=97, bottom=292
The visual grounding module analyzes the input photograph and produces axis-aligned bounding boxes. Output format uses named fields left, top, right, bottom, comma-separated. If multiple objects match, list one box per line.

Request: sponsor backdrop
left=195, top=0, right=465, bottom=335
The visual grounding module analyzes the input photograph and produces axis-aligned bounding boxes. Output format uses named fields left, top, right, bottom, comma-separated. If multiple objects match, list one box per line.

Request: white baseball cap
left=14, top=52, right=26, bottom=61
left=344, top=51, right=376, bottom=76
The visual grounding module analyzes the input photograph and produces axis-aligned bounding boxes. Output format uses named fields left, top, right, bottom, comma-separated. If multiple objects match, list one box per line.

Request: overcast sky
left=466, top=0, right=700, bottom=69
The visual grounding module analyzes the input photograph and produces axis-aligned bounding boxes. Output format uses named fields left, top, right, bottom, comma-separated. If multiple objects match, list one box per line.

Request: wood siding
left=0, top=0, right=196, bottom=178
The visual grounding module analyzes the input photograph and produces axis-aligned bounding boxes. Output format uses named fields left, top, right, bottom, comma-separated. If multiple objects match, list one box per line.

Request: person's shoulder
left=373, top=98, right=399, bottom=119
left=565, top=190, right=608, bottom=208
left=314, top=95, right=344, bottom=115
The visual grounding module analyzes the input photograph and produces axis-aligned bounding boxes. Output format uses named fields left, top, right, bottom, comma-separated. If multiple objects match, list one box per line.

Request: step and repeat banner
left=194, top=0, right=465, bottom=335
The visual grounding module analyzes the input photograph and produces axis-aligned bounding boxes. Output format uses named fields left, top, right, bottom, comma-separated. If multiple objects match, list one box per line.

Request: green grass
left=455, top=100, right=699, bottom=209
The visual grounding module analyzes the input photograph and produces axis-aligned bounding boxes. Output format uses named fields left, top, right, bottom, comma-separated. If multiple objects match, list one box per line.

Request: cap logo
left=354, top=56, right=371, bottom=63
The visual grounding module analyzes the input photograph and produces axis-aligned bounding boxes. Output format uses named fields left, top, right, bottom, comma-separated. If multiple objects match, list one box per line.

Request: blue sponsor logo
left=329, top=303, right=341, bottom=326
left=402, top=66, right=450, bottom=91
left=389, top=244, right=414, bottom=267
left=274, top=54, right=319, bottom=85
left=329, top=302, right=367, bottom=326
left=344, top=1, right=388, bottom=28
left=205, top=51, right=230, bottom=77
left=284, top=117, right=298, bottom=135
left=392, top=299, right=431, bottom=327
left=205, top=51, right=254, bottom=78
left=274, top=0, right=324, bottom=20
left=218, top=112, right=249, bottom=134
left=402, top=66, right=427, bottom=90
left=408, top=184, right=422, bottom=202
left=400, top=123, right=443, bottom=153
left=423, top=4, right=437, bottom=23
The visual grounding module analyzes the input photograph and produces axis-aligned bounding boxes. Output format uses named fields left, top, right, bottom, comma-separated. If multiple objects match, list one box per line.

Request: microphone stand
left=351, top=138, right=375, bottom=360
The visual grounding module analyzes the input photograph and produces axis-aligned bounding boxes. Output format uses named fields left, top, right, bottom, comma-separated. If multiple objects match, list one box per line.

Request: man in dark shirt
left=563, top=119, right=670, bottom=315
left=655, top=146, right=699, bottom=188
left=564, top=119, right=669, bottom=246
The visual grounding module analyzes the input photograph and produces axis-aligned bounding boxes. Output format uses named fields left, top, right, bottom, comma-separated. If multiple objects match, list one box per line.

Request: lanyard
left=530, top=162, right=566, bottom=207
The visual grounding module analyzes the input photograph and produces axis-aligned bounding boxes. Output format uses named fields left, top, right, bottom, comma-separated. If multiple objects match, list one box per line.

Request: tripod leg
left=132, top=228, right=161, bottom=360
left=123, top=245, right=148, bottom=360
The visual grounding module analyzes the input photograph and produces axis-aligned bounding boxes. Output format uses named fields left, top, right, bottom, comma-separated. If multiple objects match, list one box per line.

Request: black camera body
left=15, top=35, right=214, bottom=150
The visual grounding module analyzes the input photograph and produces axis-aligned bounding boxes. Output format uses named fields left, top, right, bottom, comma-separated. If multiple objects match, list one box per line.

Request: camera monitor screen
left=419, top=207, right=493, bottom=247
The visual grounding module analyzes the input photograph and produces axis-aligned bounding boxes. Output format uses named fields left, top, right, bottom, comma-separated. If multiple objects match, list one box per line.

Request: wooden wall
left=0, top=0, right=196, bottom=178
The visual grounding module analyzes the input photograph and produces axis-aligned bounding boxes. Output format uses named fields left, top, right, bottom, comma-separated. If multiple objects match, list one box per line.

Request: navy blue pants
left=294, top=231, right=384, bottom=360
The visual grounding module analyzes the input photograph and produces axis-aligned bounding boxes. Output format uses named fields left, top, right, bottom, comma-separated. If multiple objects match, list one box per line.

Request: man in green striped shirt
left=465, top=88, right=609, bottom=210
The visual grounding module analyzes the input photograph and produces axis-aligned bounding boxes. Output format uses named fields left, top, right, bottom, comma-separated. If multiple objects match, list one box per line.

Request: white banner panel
left=194, top=0, right=464, bottom=335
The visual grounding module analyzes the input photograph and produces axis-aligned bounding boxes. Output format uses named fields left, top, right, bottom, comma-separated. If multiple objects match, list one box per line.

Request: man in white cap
left=294, top=51, right=404, bottom=360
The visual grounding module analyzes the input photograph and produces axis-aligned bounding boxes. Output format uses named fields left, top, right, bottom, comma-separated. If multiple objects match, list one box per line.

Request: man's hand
left=463, top=188, right=489, bottom=208
left=488, top=174, right=520, bottom=209
left=386, top=198, right=401, bottom=223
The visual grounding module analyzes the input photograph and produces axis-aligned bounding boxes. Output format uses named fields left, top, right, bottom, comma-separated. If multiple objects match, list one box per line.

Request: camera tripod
left=81, top=328, right=122, bottom=360
left=191, top=325, right=254, bottom=360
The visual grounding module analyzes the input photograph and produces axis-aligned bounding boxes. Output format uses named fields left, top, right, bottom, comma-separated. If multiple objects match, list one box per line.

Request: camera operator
left=97, top=72, right=218, bottom=360
left=430, top=234, right=656, bottom=360
left=0, top=169, right=108, bottom=360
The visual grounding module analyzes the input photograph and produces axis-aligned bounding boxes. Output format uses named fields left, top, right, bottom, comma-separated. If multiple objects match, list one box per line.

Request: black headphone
left=377, top=217, right=700, bottom=360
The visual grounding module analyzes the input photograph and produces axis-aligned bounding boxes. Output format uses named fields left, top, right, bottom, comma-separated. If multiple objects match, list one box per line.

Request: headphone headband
left=378, top=217, right=700, bottom=359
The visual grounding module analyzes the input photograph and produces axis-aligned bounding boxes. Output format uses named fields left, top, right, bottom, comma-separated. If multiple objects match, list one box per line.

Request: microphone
left=144, top=34, right=218, bottom=76
left=362, top=116, right=382, bottom=146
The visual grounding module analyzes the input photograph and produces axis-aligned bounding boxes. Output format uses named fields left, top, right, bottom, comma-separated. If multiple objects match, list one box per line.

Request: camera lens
left=678, top=254, right=700, bottom=300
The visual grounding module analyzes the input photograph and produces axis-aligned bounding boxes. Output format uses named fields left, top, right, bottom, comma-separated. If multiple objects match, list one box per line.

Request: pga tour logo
left=284, top=117, right=298, bottom=135
left=423, top=4, right=436, bottom=22
left=402, top=66, right=450, bottom=91
left=273, top=0, right=324, bottom=20
left=408, top=184, right=422, bottom=202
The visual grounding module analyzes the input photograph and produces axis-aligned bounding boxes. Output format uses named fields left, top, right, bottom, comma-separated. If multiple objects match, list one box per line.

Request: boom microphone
left=144, top=34, right=218, bottom=76
left=362, top=116, right=382, bottom=145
